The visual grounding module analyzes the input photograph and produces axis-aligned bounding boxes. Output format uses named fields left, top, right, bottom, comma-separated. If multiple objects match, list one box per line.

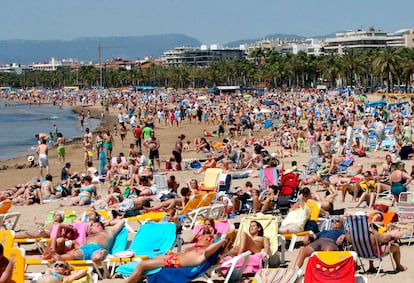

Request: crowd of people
left=1, top=87, right=414, bottom=282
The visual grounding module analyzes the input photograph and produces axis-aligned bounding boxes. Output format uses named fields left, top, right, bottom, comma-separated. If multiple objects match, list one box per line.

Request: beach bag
left=190, top=161, right=201, bottom=169
left=358, top=149, right=366, bottom=157
left=55, top=185, right=71, bottom=197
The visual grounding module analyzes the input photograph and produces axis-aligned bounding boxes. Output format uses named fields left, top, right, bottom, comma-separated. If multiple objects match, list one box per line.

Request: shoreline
left=0, top=101, right=117, bottom=189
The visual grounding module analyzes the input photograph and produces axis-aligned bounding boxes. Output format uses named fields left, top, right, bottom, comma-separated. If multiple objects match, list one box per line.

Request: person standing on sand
left=172, top=134, right=185, bottom=171
left=36, top=139, right=49, bottom=178
left=144, top=131, right=160, bottom=171
left=56, top=132, right=65, bottom=164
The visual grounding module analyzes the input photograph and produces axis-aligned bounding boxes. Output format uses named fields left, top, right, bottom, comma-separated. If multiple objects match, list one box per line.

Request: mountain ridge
left=0, top=32, right=336, bottom=64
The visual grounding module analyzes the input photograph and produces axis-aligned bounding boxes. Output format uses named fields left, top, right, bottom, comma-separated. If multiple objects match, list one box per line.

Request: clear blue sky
left=3, top=0, right=413, bottom=44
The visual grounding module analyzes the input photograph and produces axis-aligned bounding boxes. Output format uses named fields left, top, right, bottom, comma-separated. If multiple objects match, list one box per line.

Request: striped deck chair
left=253, top=268, right=299, bottom=283
left=397, top=192, right=414, bottom=245
left=347, top=215, right=394, bottom=277
left=259, top=167, right=278, bottom=189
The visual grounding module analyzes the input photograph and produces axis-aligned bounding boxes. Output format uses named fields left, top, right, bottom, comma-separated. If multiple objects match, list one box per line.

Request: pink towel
left=50, top=222, right=89, bottom=244
left=220, top=252, right=266, bottom=274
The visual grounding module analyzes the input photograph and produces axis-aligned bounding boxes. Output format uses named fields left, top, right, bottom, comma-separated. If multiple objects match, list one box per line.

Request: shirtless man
left=0, top=244, right=13, bottom=283
left=50, top=219, right=125, bottom=261
left=41, top=174, right=60, bottom=200
left=229, top=221, right=270, bottom=256
left=36, top=139, right=49, bottom=177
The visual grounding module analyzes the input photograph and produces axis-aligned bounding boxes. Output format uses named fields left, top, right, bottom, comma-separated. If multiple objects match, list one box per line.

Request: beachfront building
left=387, top=29, right=414, bottom=48
left=0, top=63, right=31, bottom=74
left=32, top=57, right=63, bottom=71
left=323, top=28, right=414, bottom=55
left=306, top=38, right=324, bottom=56
left=162, top=45, right=244, bottom=67
left=323, top=28, right=388, bottom=55
left=244, top=38, right=307, bottom=60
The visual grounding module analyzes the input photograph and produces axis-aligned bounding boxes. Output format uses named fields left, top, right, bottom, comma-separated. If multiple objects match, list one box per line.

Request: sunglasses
left=332, top=219, right=342, bottom=223
left=54, top=263, right=67, bottom=268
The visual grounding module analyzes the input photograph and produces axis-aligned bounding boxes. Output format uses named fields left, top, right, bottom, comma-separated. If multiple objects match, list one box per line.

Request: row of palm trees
left=0, top=46, right=413, bottom=91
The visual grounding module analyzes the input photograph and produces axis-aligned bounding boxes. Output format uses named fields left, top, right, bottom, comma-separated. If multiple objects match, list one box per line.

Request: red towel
left=304, top=255, right=355, bottom=283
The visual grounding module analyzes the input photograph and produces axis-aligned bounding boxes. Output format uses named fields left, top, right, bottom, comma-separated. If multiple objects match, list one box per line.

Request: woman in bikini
left=36, top=260, right=87, bottom=283
left=188, top=218, right=218, bottom=250
left=62, top=176, right=96, bottom=206
left=15, top=211, right=64, bottom=239
left=229, top=220, right=270, bottom=256
left=125, top=231, right=236, bottom=283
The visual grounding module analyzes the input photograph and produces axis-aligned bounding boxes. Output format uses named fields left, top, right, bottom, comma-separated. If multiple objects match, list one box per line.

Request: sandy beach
left=1, top=96, right=413, bottom=283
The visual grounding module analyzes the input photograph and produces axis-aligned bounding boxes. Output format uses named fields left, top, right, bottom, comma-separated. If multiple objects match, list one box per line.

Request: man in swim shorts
left=50, top=220, right=125, bottom=261
left=36, top=139, right=49, bottom=178
left=294, top=217, right=347, bottom=268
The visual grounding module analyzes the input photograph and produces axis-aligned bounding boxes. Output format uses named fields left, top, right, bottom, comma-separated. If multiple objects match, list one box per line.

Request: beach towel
left=304, top=254, right=355, bottom=283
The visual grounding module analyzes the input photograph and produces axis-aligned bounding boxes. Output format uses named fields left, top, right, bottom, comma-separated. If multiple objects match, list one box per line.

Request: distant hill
left=0, top=34, right=201, bottom=64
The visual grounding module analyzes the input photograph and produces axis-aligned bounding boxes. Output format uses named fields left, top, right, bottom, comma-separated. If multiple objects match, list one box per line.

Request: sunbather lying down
left=125, top=230, right=236, bottom=283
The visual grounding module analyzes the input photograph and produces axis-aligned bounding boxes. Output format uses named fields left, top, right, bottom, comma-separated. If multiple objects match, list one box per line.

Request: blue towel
left=147, top=249, right=222, bottom=283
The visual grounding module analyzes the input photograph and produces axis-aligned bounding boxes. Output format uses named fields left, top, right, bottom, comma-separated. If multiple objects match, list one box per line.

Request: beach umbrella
left=261, top=100, right=277, bottom=106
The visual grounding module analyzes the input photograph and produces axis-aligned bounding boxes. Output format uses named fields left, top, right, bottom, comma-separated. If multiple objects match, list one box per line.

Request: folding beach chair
left=281, top=201, right=321, bottom=251
left=227, top=215, right=286, bottom=271
left=113, top=221, right=177, bottom=277
left=125, top=211, right=167, bottom=232
left=25, top=223, right=129, bottom=279
left=0, top=199, right=21, bottom=230
left=0, top=230, right=14, bottom=249
left=396, top=192, right=414, bottom=245
left=259, top=166, right=279, bottom=189
left=198, top=168, right=223, bottom=193
left=14, top=209, right=77, bottom=253
left=253, top=268, right=299, bottom=283
left=4, top=247, right=25, bottom=283
left=143, top=230, right=251, bottom=283
left=178, top=193, right=204, bottom=217
left=183, top=192, right=217, bottom=230
left=302, top=251, right=360, bottom=283
left=347, top=215, right=394, bottom=277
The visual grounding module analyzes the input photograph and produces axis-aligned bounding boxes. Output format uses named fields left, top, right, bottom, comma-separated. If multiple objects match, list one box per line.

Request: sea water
left=0, top=102, right=99, bottom=160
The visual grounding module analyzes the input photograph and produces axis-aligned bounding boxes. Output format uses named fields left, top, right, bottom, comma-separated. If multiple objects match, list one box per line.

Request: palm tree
left=373, top=47, right=401, bottom=92
left=399, top=48, right=414, bottom=93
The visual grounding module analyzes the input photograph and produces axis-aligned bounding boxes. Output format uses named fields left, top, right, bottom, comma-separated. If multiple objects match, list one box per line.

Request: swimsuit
left=42, top=273, right=62, bottom=281
left=57, top=145, right=65, bottom=157
left=391, top=181, right=407, bottom=196
left=164, top=253, right=181, bottom=268
left=79, top=242, right=106, bottom=260
left=38, top=154, right=48, bottom=167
